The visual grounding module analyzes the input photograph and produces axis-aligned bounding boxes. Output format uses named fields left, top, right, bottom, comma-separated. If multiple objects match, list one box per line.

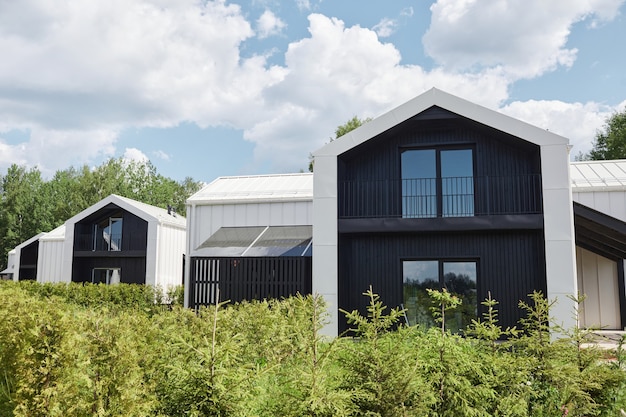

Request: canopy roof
left=196, top=225, right=312, bottom=257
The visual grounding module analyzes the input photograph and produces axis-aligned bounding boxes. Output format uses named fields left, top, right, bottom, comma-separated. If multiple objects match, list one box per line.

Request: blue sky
left=1, top=0, right=625, bottom=183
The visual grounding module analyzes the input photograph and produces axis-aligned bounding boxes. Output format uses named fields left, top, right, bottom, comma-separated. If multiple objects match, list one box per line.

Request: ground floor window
left=402, top=259, right=477, bottom=332
left=92, top=268, right=121, bottom=285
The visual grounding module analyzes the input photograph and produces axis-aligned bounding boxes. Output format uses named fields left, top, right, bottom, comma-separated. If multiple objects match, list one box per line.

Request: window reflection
left=402, top=260, right=477, bottom=332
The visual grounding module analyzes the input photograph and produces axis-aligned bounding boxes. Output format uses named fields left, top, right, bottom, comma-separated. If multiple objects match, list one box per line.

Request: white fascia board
left=313, top=88, right=568, bottom=158
left=64, top=195, right=157, bottom=227
left=188, top=196, right=313, bottom=206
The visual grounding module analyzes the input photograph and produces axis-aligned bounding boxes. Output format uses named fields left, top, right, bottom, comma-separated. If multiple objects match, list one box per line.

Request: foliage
left=308, top=115, right=372, bottom=172
left=1, top=281, right=625, bottom=416
left=0, top=158, right=202, bottom=270
left=584, top=108, right=626, bottom=160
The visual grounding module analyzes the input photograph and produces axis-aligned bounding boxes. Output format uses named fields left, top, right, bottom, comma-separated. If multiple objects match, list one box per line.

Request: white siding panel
left=592, top=192, right=611, bottom=215
left=576, top=247, right=620, bottom=329
left=155, top=224, right=186, bottom=290
left=608, top=192, right=626, bottom=221
left=38, top=240, right=66, bottom=283
left=574, top=192, right=594, bottom=207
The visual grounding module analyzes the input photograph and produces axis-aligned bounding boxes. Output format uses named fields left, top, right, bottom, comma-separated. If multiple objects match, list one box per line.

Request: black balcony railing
left=339, top=174, right=542, bottom=219
left=74, top=233, right=150, bottom=251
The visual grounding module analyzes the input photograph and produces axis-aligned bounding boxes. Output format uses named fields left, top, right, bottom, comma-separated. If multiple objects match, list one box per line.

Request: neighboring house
left=0, top=233, right=45, bottom=281
left=4, top=194, right=186, bottom=289
left=185, top=173, right=313, bottom=308
left=570, top=160, right=626, bottom=330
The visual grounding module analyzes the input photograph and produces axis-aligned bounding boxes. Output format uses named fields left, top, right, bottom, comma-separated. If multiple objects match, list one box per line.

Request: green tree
left=587, top=109, right=626, bottom=160
left=0, top=165, right=52, bottom=270
left=309, top=116, right=372, bottom=172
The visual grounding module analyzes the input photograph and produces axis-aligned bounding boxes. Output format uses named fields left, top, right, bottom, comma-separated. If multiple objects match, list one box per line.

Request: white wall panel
left=38, top=240, right=65, bottom=283
left=608, top=192, right=626, bottom=222
left=155, top=224, right=186, bottom=290
left=576, top=247, right=620, bottom=329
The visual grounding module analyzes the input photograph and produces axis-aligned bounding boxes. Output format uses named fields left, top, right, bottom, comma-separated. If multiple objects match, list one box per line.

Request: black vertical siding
left=72, top=257, right=146, bottom=284
left=338, top=230, right=546, bottom=332
left=18, top=240, right=39, bottom=281
left=339, top=112, right=541, bottom=182
left=189, top=257, right=312, bottom=308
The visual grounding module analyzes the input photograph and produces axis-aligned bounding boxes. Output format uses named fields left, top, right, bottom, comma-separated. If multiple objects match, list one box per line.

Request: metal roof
left=571, top=160, right=626, bottom=192
left=188, top=173, right=313, bottom=205
left=64, top=194, right=186, bottom=229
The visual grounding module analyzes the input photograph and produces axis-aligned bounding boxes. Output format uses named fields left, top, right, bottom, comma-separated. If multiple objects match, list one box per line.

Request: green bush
left=0, top=281, right=625, bottom=416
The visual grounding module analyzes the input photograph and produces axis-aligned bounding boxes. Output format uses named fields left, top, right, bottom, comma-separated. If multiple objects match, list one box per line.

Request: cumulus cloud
left=499, top=100, right=615, bottom=155
left=423, top=0, right=625, bottom=79
left=256, top=10, right=286, bottom=39
left=123, top=148, right=149, bottom=163
left=0, top=0, right=622, bottom=178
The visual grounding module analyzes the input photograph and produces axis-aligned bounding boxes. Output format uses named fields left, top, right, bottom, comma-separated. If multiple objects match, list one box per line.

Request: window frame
left=91, top=267, right=122, bottom=285
left=402, top=258, right=478, bottom=332
left=400, top=145, right=476, bottom=218
left=93, top=216, right=123, bottom=251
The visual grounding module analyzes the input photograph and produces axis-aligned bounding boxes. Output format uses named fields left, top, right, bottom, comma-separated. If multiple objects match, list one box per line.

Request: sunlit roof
left=188, top=173, right=313, bottom=204
left=571, top=160, right=626, bottom=191
left=196, top=226, right=312, bottom=257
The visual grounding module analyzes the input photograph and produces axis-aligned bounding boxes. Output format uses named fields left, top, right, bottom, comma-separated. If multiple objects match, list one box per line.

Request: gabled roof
left=571, top=159, right=626, bottom=192
left=39, top=224, right=66, bottom=241
left=188, top=173, right=313, bottom=205
left=313, top=88, right=569, bottom=157
left=65, top=194, right=186, bottom=229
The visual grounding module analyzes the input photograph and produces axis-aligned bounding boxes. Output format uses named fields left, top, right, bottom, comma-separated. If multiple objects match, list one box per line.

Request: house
left=570, top=160, right=626, bottom=330
left=4, top=194, right=186, bottom=288
left=185, top=173, right=313, bottom=308
left=0, top=233, right=46, bottom=281
left=186, top=88, right=592, bottom=336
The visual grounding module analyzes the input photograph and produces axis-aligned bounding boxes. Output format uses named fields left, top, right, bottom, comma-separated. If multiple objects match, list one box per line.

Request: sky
left=1, top=0, right=626, bottom=184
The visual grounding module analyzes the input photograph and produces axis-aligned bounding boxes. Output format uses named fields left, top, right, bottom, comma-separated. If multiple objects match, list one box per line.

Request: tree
left=309, top=116, right=372, bottom=172
left=0, top=165, right=52, bottom=270
left=587, top=108, right=626, bottom=160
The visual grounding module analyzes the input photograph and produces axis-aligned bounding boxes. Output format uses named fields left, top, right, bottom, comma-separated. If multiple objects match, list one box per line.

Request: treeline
left=0, top=159, right=203, bottom=270
left=1, top=281, right=625, bottom=417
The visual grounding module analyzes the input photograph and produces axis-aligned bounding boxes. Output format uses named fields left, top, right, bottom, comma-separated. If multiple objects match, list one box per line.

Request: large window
left=94, top=217, right=123, bottom=251
left=402, top=259, right=477, bottom=332
left=92, top=268, right=121, bottom=285
left=402, top=148, right=474, bottom=218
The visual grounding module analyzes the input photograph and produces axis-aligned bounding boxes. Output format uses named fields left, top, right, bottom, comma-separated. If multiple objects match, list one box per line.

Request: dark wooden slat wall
left=338, top=230, right=546, bottom=332
left=71, top=257, right=147, bottom=284
left=189, top=257, right=312, bottom=308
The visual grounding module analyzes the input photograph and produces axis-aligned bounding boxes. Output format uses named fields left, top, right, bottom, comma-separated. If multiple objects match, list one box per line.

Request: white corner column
left=312, top=154, right=339, bottom=336
left=541, top=144, right=578, bottom=330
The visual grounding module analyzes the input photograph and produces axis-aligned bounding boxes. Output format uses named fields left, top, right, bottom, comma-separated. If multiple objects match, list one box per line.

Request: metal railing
left=339, top=174, right=542, bottom=218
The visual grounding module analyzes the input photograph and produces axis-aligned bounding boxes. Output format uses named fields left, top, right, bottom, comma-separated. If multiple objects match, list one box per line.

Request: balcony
left=339, top=174, right=542, bottom=219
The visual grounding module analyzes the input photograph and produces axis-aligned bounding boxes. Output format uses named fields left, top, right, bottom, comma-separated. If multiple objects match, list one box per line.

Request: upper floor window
left=401, top=148, right=474, bottom=218
left=94, top=217, right=123, bottom=251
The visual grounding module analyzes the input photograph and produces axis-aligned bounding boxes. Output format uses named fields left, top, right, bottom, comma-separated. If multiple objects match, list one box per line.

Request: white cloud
left=295, top=0, right=311, bottom=11
left=0, top=0, right=622, bottom=178
left=123, top=148, right=149, bottom=163
left=373, top=18, right=397, bottom=37
left=423, top=0, right=625, bottom=79
left=245, top=14, right=511, bottom=172
left=256, top=10, right=286, bottom=39
left=152, top=150, right=171, bottom=161
left=499, top=100, right=616, bottom=155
